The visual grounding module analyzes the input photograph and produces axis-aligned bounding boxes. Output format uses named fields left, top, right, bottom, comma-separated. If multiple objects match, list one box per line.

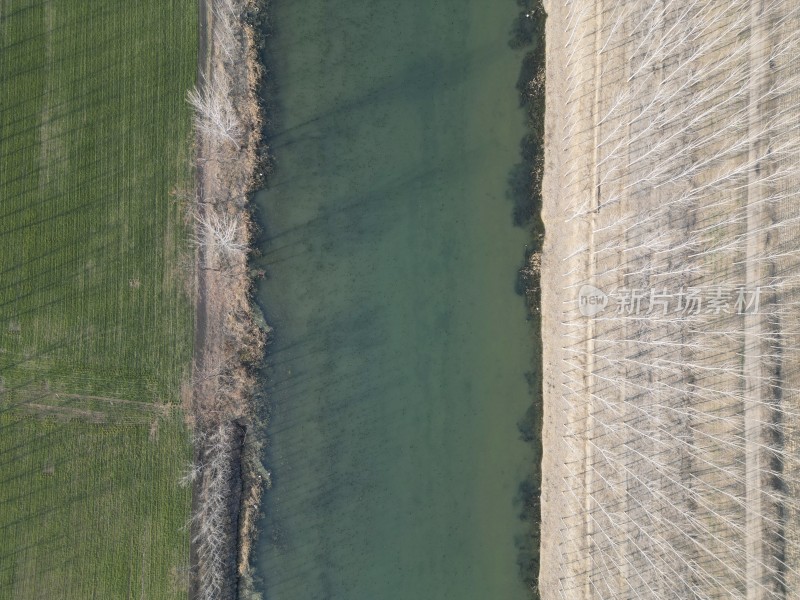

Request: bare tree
left=188, top=74, right=242, bottom=151
left=195, top=210, right=247, bottom=263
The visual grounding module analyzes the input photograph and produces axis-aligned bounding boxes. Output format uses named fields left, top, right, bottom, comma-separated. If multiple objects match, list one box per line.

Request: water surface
left=253, top=1, right=537, bottom=597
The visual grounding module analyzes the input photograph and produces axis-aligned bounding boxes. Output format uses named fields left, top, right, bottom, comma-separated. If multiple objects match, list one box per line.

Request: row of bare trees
left=184, top=423, right=241, bottom=600
left=550, top=0, right=800, bottom=598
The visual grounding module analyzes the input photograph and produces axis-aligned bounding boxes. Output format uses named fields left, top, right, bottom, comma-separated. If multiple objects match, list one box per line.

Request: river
left=252, top=1, right=539, bottom=597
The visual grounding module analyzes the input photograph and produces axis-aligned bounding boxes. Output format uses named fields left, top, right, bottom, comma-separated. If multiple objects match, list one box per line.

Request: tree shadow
left=507, top=0, right=546, bottom=234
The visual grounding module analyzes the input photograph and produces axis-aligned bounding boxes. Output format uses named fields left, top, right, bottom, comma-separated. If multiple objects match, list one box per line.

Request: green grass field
left=0, top=1, right=197, bottom=597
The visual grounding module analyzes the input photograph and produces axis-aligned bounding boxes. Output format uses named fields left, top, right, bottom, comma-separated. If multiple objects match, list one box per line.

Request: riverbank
left=189, top=1, right=269, bottom=598
left=538, top=0, right=577, bottom=594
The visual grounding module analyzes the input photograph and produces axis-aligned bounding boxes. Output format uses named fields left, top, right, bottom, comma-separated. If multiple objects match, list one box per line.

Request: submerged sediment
left=189, top=0, right=269, bottom=598
left=513, top=1, right=546, bottom=596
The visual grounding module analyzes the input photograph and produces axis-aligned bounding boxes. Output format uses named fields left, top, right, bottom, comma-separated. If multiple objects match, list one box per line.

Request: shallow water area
left=252, top=1, right=538, bottom=598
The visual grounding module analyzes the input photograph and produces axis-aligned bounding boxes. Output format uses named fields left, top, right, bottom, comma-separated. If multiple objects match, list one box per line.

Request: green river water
left=252, top=1, right=539, bottom=598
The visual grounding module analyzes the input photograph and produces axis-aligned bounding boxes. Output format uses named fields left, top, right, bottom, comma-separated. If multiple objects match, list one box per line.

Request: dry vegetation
left=540, top=0, right=800, bottom=598
left=188, top=1, right=269, bottom=598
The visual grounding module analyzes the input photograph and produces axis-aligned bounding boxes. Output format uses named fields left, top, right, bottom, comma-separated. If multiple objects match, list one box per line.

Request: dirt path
left=744, top=1, right=772, bottom=596
left=539, top=0, right=583, bottom=594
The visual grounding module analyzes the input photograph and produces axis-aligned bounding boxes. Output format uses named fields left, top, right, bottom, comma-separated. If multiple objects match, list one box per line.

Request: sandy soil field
left=540, top=0, right=800, bottom=597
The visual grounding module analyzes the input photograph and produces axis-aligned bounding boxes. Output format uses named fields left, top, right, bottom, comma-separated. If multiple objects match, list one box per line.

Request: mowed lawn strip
left=0, top=1, right=197, bottom=598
